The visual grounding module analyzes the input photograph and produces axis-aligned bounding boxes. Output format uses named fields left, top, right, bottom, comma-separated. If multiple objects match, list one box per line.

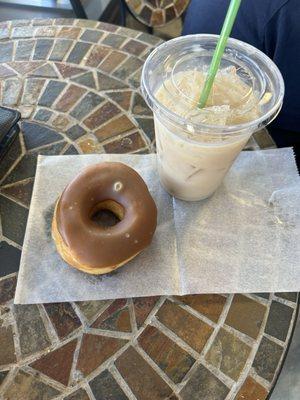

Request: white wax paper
left=15, top=149, right=300, bottom=304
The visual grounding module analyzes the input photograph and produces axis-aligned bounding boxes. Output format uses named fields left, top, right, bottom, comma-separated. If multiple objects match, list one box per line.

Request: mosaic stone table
left=0, top=18, right=298, bottom=400
left=125, top=0, right=190, bottom=27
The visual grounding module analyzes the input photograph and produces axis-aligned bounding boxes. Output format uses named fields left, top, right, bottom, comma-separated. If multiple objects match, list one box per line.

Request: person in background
left=183, top=0, right=300, bottom=168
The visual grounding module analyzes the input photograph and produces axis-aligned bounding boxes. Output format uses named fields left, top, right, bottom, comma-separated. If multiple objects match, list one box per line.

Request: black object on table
left=0, top=106, right=21, bottom=161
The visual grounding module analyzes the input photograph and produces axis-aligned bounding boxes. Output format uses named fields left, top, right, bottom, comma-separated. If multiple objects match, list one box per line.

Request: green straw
left=198, top=0, right=242, bottom=108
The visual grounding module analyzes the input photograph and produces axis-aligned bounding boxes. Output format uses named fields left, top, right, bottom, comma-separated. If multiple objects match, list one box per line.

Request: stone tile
left=0, top=42, right=14, bottom=62
left=11, top=20, right=29, bottom=27
left=64, top=145, right=79, bottom=155
left=97, top=72, right=128, bottom=90
left=85, top=45, right=110, bottom=67
left=235, top=376, right=268, bottom=400
left=76, top=300, right=109, bottom=322
left=38, top=80, right=67, bottom=107
left=180, top=364, right=229, bottom=400
left=133, top=296, right=159, bottom=328
left=0, top=370, right=8, bottom=385
left=135, top=117, right=155, bottom=141
left=132, top=93, right=152, bottom=115
left=55, top=63, right=87, bottom=78
left=0, top=65, right=16, bottom=78
left=165, top=5, right=176, bottom=22
left=90, top=369, right=128, bottom=400
left=54, top=18, right=75, bottom=26
left=70, top=91, right=104, bottom=120
left=29, top=63, right=58, bottom=78
left=151, top=9, right=164, bottom=26
left=128, top=68, right=142, bottom=88
left=78, top=136, right=102, bottom=154
left=49, top=39, right=72, bottom=61
left=33, top=39, right=53, bottom=60
left=34, top=108, right=53, bottom=122
left=3, top=370, right=60, bottom=400
left=116, top=346, right=173, bottom=400
left=138, top=325, right=195, bottom=383
left=14, top=304, right=51, bottom=357
left=95, top=115, right=135, bottom=141
left=30, top=339, right=77, bottom=386
left=66, top=124, right=87, bottom=140
left=44, top=302, right=81, bottom=339
left=83, top=102, right=120, bottom=129
left=113, top=57, right=144, bottom=80
left=156, top=300, right=213, bottom=353
left=57, top=27, right=81, bottom=40
left=0, top=196, right=28, bottom=246
left=11, top=26, right=33, bottom=38
left=8, top=61, right=44, bottom=75
left=0, top=326, right=16, bottom=366
left=22, top=78, right=46, bottom=105
left=52, top=115, right=71, bottom=130
left=254, top=293, right=270, bottom=300
left=96, top=306, right=131, bottom=332
left=117, top=26, right=140, bottom=38
left=1, top=179, right=34, bottom=208
left=67, top=42, right=91, bottom=64
left=77, top=333, right=128, bottom=376
left=122, top=40, right=148, bottom=56
left=15, top=40, right=34, bottom=61
left=92, top=299, right=130, bottom=332
left=104, top=132, right=147, bottom=154
left=55, top=84, right=86, bottom=112
left=176, top=294, right=226, bottom=323
left=98, top=22, right=119, bottom=32
left=175, top=0, right=189, bottom=14
left=19, top=105, right=34, bottom=119
left=99, top=51, right=127, bottom=73
left=140, top=6, right=152, bottom=25
left=252, top=336, right=284, bottom=381
left=226, top=294, right=267, bottom=339
left=80, top=29, right=103, bottom=43
left=71, top=71, right=97, bottom=89
left=64, top=388, right=90, bottom=400
left=35, top=26, right=56, bottom=37
left=0, top=133, right=21, bottom=182
left=0, top=275, right=17, bottom=304
left=206, top=328, right=251, bottom=381
left=106, top=91, right=132, bottom=111
left=3, top=78, right=23, bottom=106
left=22, top=121, right=63, bottom=150
left=0, top=25, right=9, bottom=40
left=32, top=19, right=54, bottom=26
left=265, top=301, right=293, bottom=341
left=76, top=19, right=98, bottom=28
left=102, top=33, right=127, bottom=49
left=275, top=292, right=297, bottom=302
left=137, top=32, right=162, bottom=46
left=0, top=241, right=21, bottom=277
left=3, top=154, right=34, bottom=185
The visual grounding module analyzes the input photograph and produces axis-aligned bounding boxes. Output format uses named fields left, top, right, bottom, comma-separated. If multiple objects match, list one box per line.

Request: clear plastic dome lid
left=141, top=35, right=285, bottom=135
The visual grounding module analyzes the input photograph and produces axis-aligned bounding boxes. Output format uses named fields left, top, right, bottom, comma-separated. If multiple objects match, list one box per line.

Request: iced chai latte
left=141, top=35, right=284, bottom=201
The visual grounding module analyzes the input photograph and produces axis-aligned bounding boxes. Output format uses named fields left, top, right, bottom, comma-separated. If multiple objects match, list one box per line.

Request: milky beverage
left=154, top=68, right=260, bottom=201
left=141, top=35, right=284, bottom=201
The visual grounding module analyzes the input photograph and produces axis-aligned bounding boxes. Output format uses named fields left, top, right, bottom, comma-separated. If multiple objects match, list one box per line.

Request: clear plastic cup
left=141, top=35, right=284, bottom=201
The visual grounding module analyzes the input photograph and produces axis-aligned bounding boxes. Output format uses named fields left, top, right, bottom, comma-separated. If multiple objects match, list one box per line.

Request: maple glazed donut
left=52, top=162, right=157, bottom=274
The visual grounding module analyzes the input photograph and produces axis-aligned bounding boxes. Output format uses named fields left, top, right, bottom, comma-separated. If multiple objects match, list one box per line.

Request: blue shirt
left=183, top=0, right=300, bottom=134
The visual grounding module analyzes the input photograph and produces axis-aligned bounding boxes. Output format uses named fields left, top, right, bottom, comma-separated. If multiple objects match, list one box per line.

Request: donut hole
left=90, top=200, right=124, bottom=228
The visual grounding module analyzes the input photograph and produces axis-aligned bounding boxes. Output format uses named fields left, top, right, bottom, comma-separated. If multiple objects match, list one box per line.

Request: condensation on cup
left=141, top=35, right=284, bottom=201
